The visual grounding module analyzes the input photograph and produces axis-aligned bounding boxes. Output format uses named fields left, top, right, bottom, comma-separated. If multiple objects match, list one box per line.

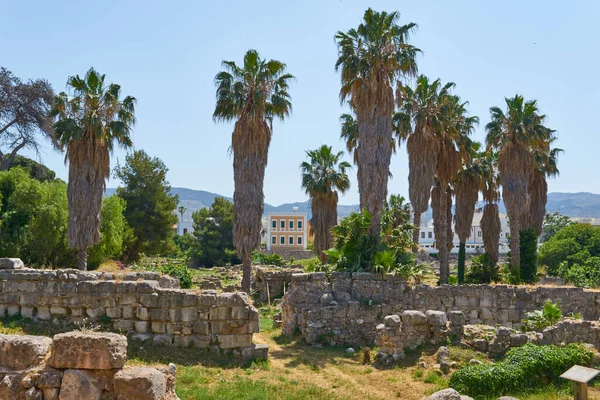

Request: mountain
left=104, top=187, right=600, bottom=219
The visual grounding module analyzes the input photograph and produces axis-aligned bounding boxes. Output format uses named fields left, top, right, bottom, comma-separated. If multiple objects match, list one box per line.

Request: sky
left=3, top=0, right=599, bottom=206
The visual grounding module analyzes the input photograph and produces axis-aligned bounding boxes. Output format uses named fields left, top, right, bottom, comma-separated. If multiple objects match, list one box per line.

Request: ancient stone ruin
left=0, top=262, right=268, bottom=360
left=282, top=272, right=600, bottom=346
left=0, top=330, right=178, bottom=399
left=253, top=266, right=302, bottom=303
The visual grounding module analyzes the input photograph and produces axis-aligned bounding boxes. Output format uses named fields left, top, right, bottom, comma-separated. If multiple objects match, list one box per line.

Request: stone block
left=135, top=321, right=149, bottom=333
left=114, top=367, right=166, bottom=400
left=137, top=307, right=149, bottom=320
left=210, top=306, right=231, bottom=320
left=58, top=370, right=103, bottom=400
left=7, top=305, right=20, bottom=316
left=384, top=315, right=401, bottom=327
left=425, top=310, right=447, bottom=327
left=217, top=334, right=252, bottom=349
left=122, top=306, right=135, bottom=319
left=113, top=319, right=134, bottom=332
left=193, top=321, right=209, bottom=335
left=21, top=306, right=34, bottom=319
left=152, top=334, right=172, bottom=346
left=119, top=293, right=137, bottom=305
left=191, top=335, right=211, bottom=348
left=49, top=331, right=127, bottom=370
left=106, top=307, right=121, bottom=319
left=150, top=308, right=168, bottom=321
left=50, top=306, right=68, bottom=316
left=37, top=306, right=51, bottom=320
left=0, top=334, right=52, bottom=370
left=42, top=388, right=59, bottom=400
left=38, top=371, right=62, bottom=388
left=140, top=293, right=159, bottom=308
left=25, top=386, right=42, bottom=400
left=0, top=258, right=24, bottom=269
left=151, top=321, right=166, bottom=333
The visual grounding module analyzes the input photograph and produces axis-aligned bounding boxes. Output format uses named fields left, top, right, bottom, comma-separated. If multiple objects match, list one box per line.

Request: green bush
left=556, top=257, right=600, bottom=288
left=161, top=264, right=193, bottom=289
left=538, top=223, right=600, bottom=276
left=252, top=252, right=284, bottom=267
left=521, top=300, right=562, bottom=332
left=465, top=253, right=500, bottom=284
left=449, top=344, right=593, bottom=397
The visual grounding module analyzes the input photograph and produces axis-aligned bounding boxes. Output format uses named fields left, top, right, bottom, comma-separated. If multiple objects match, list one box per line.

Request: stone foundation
left=253, top=266, right=303, bottom=303
left=282, top=272, right=600, bottom=346
left=0, top=265, right=265, bottom=357
left=0, top=331, right=178, bottom=400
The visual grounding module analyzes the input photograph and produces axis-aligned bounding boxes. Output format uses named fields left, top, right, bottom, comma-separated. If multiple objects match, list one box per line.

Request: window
left=428, top=232, right=433, bottom=239
left=272, top=219, right=277, bottom=229
left=298, top=220, right=303, bottom=229
left=289, top=220, right=294, bottom=229
left=280, top=220, right=285, bottom=229
left=477, top=231, right=482, bottom=238
left=297, top=236, right=303, bottom=245
left=421, top=232, right=425, bottom=239
left=271, top=236, right=276, bottom=244
left=280, top=236, right=285, bottom=245
left=289, top=236, right=294, bottom=245
left=183, top=228, right=188, bottom=235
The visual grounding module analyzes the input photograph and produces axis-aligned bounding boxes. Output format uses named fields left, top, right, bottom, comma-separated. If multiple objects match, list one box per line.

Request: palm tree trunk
left=241, top=253, right=252, bottom=293
left=412, top=212, right=421, bottom=253
left=509, top=217, right=521, bottom=281
left=438, top=188, right=449, bottom=284
left=77, top=249, right=88, bottom=271
left=457, top=242, right=466, bottom=284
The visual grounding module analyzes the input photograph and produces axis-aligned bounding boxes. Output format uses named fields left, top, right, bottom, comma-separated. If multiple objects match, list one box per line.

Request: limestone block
left=58, top=370, right=102, bottom=400
left=137, top=307, right=149, bottom=320
left=426, top=388, right=461, bottom=400
left=217, top=334, right=252, bottom=349
left=135, top=321, right=149, bottom=333
left=114, top=367, right=166, bottom=400
left=7, top=305, right=20, bottom=316
left=38, top=371, right=62, bottom=388
left=0, top=258, right=24, bottom=269
left=384, top=315, right=401, bottom=327
left=49, top=331, right=127, bottom=370
left=140, top=293, right=159, bottom=308
left=42, top=388, right=59, bottom=400
left=25, top=386, right=42, bottom=400
left=0, top=334, right=52, bottom=370
left=37, top=306, right=51, bottom=320
left=152, top=334, right=172, bottom=346
left=150, top=308, right=168, bottom=321
left=21, top=306, right=34, bottom=319
left=210, top=306, right=231, bottom=320
left=0, top=373, right=25, bottom=399
left=106, top=307, right=121, bottom=319
left=401, top=310, right=427, bottom=326
left=426, top=310, right=447, bottom=327
left=50, top=306, right=68, bottom=316
left=122, top=306, right=134, bottom=319
left=113, top=319, right=133, bottom=332
left=151, top=321, right=166, bottom=333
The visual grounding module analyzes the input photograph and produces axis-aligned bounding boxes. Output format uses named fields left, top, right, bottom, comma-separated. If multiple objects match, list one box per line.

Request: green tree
left=336, top=8, right=419, bottom=239
left=51, top=68, right=136, bottom=270
left=189, top=197, right=239, bottom=268
left=541, top=212, right=573, bottom=242
left=115, top=150, right=178, bottom=263
left=213, top=49, right=294, bottom=292
left=538, top=223, right=600, bottom=276
left=301, top=145, right=351, bottom=263
left=520, top=227, right=538, bottom=283
left=88, top=195, right=129, bottom=268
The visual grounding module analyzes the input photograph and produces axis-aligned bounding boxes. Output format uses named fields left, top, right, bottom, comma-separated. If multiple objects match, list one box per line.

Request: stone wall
left=0, top=331, right=178, bottom=400
left=281, top=272, right=600, bottom=346
left=0, top=267, right=264, bottom=356
left=253, top=266, right=303, bottom=303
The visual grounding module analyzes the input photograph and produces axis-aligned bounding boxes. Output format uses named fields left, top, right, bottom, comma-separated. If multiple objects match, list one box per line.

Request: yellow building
left=266, top=211, right=308, bottom=251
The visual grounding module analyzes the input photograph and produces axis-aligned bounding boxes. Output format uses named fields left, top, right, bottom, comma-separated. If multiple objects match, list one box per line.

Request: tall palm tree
left=486, top=95, right=550, bottom=277
left=396, top=76, right=452, bottom=249
left=454, top=143, right=485, bottom=283
left=432, top=95, right=478, bottom=283
left=51, top=68, right=136, bottom=270
left=335, top=8, right=419, bottom=239
left=340, top=112, right=397, bottom=167
left=527, top=138, right=561, bottom=236
left=480, top=151, right=501, bottom=268
left=301, top=145, right=351, bottom=263
left=213, top=49, right=294, bottom=292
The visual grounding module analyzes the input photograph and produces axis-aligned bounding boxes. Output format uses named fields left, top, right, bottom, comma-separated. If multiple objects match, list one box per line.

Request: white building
left=418, top=209, right=510, bottom=254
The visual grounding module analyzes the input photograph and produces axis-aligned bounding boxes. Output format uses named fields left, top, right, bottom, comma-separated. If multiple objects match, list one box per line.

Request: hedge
left=449, top=344, right=593, bottom=397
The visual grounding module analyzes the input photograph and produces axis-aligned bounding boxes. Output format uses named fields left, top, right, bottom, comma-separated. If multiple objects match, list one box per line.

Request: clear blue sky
left=4, top=0, right=599, bottom=206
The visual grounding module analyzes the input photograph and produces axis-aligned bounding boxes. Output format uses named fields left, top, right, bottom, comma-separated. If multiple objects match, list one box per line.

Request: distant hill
left=104, top=187, right=600, bottom=219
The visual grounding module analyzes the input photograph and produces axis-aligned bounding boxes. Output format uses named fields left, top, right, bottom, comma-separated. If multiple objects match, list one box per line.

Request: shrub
left=521, top=300, right=562, bottom=332
left=465, top=253, right=500, bottom=284
left=252, top=252, right=284, bottom=267
left=161, top=264, right=193, bottom=289
left=556, top=257, right=600, bottom=288
left=538, top=223, right=600, bottom=276
left=449, top=344, right=593, bottom=397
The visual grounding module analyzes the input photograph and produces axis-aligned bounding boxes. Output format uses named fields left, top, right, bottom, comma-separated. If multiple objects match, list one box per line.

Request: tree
left=88, top=195, right=129, bottom=268
left=520, top=227, right=538, bottom=283
left=51, top=68, right=136, bottom=270
left=301, top=145, right=351, bottom=263
left=538, top=223, right=600, bottom=276
left=189, top=197, right=239, bottom=267
left=336, top=8, right=419, bottom=239
left=541, top=212, right=573, bottom=242
left=115, top=150, right=178, bottom=263
left=213, top=49, right=294, bottom=292
left=0, top=67, right=55, bottom=170
left=479, top=151, right=502, bottom=270
left=396, top=76, right=450, bottom=249
left=485, top=95, right=552, bottom=279
left=454, top=143, right=485, bottom=283
left=339, top=113, right=359, bottom=165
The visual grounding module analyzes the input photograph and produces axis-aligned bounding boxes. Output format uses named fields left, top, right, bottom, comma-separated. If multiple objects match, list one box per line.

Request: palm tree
left=479, top=151, right=502, bottom=268
left=454, top=143, right=485, bottom=283
left=432, top=95, right=478, bottom=283
left=301, top=145, right=351, bottom=263
left=213, top=49, right=294, bottom=292
left=335, top=8, right=420, bottom=239
left=527, top=138, right=561, bottom=236
left=486, top=95, right=550, bottom=278
left=51, top=68, right=136, bottom=270
left=396, top=76, right=452, bottom=249
left=340, top=112, right=397, bottom=167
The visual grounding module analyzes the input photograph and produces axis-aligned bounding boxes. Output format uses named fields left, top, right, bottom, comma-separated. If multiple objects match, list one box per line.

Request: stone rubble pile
left=0, top=331, right=178, bottom=400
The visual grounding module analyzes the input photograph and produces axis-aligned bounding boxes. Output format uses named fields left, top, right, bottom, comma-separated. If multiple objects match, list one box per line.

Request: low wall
left=0, top=267, right=263, bottom=355
left=0, top=331, right=178, bottom=400
left=253, top=266, right=303, bottom=303
left=281, top=272, right=600, bottom=346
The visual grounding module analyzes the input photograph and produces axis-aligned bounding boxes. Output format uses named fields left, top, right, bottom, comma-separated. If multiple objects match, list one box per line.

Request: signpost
left=560, top=365, right=600, bottom=400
